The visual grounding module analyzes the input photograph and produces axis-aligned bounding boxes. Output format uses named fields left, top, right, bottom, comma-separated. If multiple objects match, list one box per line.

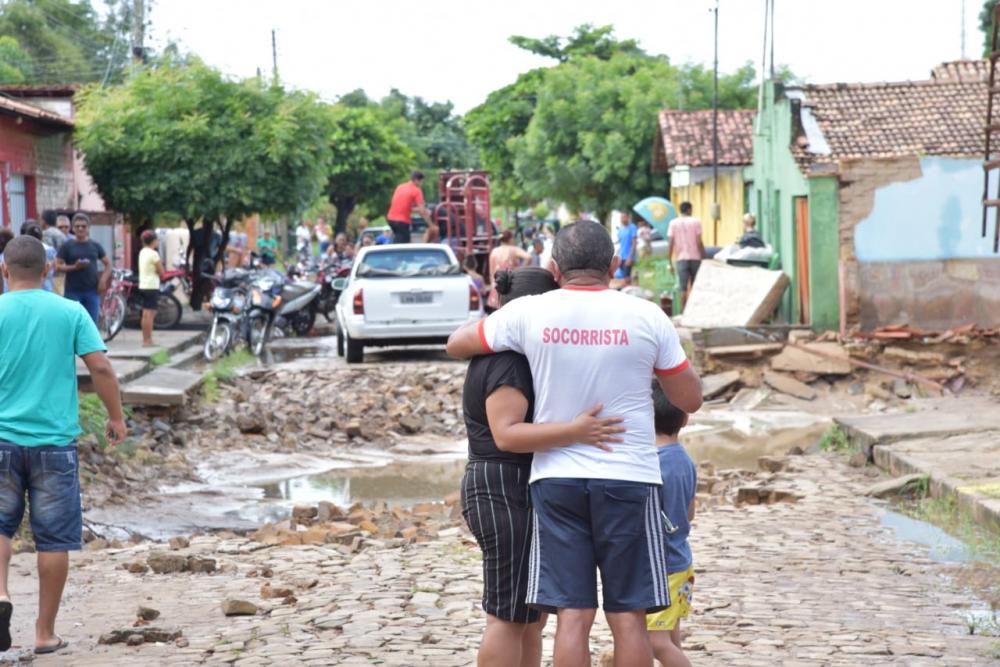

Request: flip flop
left=34, top=637, right=69, bottom=655
left=0, top=599, right=11, bottom=651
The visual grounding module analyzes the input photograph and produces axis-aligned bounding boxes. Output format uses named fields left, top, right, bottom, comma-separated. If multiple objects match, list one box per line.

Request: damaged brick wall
left=837, top=157, right=922, bottom=327
left=33, top=133, right=74, bottom=211
left=839, top=156, right=1000, bottom=329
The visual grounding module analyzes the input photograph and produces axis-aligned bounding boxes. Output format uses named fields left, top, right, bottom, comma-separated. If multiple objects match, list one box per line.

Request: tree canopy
left=0, top=36, right=32, bottom=83
left=509, top=23, right=643, bottom=63
left=326, top=105, right=414, bottom=235
left=0, top=0, right=132, bottom=84
left=75, top=60, right=332, bottom=305
left=981, top=0, right=999, bottom=56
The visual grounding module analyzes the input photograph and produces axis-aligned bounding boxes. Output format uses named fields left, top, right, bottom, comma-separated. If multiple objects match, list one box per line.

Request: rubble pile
left=181, top=364, right=467, bottom=451
left=695, top=326, right=987, bottom=408
left=248, top=493, right=464, bottom=551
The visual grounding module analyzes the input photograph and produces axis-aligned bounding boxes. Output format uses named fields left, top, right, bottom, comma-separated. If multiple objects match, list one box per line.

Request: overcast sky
left=147, top=0, right=979, bottom=113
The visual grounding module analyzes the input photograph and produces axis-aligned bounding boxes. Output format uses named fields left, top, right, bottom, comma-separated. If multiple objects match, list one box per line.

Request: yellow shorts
left=646, top=567, right=694, bottom=631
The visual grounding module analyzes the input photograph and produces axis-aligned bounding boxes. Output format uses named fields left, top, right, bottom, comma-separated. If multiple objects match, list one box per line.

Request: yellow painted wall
left=670, top=170, right=745, bottom=246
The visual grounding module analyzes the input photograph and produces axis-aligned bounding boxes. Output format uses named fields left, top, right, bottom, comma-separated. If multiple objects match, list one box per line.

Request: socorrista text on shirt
left=541, top=327, right=630, bottom=346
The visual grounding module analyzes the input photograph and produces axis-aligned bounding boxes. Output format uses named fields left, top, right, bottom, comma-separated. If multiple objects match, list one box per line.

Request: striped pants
left=460, top=460, right=540, bottom=624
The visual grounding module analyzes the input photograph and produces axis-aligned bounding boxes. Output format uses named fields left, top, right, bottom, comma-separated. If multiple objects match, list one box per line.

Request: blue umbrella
left=633, top=197, right=677, bottom=239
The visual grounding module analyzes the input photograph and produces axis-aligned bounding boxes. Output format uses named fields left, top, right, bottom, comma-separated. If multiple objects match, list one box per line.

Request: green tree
left=75, top=61, right=332, bottom=306
left=0, top=0, right=132, bottom=84
left=466, top=25, right=645, bottom=207
left=982, top=0, right=999, bottom=56
left=0, top=36, right=32, bottom=83
left=512, top=55, right=683, bottom=221
left=326, top=105, right=414, bottom=236
left=509, top=23, right=643, bottom=63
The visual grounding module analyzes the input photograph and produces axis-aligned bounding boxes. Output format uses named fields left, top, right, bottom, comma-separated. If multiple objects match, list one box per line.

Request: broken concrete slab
left=881, top=346, right=948, bottom=367
left=77, top=358, right=148, bottom=386
left=122, top=368, right=204, bottom=406
left=836, top=398, right=1000, bottom=454
left=770, top=343, right=851, bottom=375
left=762, top=371, right=817, bottom=401
left=701, top=371, right=742, bottom=399
left=105, top=328, right=204, bottom=360
left=872, top=431, right=1000, bottom=532
left=863, top=473, right=927, bottom=498
left=680, top=261, right=790, bottom=329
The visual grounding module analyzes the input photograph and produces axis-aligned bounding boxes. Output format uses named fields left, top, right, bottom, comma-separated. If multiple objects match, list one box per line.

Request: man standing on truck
left=386, top=171, right=433, bottom=244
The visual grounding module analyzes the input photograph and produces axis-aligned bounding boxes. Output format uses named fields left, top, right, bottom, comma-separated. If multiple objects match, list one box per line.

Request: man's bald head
left=2, top=235, right=47, bottom=283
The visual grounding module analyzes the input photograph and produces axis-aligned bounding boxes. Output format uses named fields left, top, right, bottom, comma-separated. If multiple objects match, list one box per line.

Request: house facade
left=749, top=63, right=996, bottom=331
left=0, top=94, right=75, bottom=229
left=653, top=109, right=755, bottom=246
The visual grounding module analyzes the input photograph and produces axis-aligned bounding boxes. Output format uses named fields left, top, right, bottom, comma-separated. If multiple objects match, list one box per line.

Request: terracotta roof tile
left=931, top=60, right=989, bottom=83
left=654, top=109, right=755, bottom=171
left=791, top=78, right=986, bottom=170
left=0, top=94, right=73, bottom=128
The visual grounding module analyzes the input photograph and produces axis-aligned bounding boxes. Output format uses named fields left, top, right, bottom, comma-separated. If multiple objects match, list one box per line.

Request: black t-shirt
left=57, top=240, right=106, bottom=292
left=463, top=351, right=535, bottom=465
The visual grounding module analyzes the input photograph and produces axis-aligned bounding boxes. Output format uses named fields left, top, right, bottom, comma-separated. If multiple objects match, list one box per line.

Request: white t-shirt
left=481, top=287, right=689, bottom=485
left=295, top=225, right=311, bottom=249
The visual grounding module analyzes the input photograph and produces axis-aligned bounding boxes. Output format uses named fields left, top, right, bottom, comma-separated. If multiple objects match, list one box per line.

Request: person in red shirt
left=386, top=171, right=433, bottom=244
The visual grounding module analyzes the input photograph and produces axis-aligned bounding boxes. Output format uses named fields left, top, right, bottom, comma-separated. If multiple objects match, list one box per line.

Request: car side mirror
left=331, top=278, right=349, bottom=291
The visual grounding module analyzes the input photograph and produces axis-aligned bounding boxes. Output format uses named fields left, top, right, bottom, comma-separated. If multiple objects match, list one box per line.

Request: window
left=357, top=248, right=458, bottom=277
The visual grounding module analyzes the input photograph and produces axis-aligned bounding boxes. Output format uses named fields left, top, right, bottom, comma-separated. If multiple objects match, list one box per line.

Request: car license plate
left=400, top=292, right=433, bottom=304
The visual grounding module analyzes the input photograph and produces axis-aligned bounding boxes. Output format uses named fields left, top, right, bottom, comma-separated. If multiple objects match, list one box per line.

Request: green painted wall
left=807, top=175, right=840, bottom=330
left=748, top=81, right=840, bottom=328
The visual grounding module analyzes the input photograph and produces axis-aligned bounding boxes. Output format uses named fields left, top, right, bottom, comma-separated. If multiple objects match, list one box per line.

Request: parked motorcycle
left=315, top=263, right=351, bottom=322
left=245, top=270, right=321, bottom=355
left=203, top=269, right=251, bottom=361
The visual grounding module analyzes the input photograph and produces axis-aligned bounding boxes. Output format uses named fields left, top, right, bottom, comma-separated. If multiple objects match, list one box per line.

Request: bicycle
left=98, top=269, right=129, bottom=342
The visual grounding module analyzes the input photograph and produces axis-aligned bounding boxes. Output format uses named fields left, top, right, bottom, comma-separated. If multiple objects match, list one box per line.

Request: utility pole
left=131, top=0, right=145, bottom=65
left=711, top=0, right=721, bottom=243
left=271, top=29, right=279, bottom=83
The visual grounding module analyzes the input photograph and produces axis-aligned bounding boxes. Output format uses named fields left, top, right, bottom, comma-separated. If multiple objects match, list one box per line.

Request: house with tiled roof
left=748, top=69, right=996, bottom=331
left=652, top=109, right=755, bottom=245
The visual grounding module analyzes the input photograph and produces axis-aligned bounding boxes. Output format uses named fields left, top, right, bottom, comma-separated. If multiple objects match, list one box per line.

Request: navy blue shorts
left=0, top=442, right=82, bottom=552
left=527, top=478, right=670, bottom=613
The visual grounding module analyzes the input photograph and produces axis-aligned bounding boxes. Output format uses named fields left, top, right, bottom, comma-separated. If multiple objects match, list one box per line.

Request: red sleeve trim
left=477, top=318, right=493, bottom=353
left=654, top=359, right=689, bottom=376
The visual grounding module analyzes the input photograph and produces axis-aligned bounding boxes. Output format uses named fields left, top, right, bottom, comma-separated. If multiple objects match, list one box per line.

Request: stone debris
left=864, top=473, right=928, bottom=498
left=762, top=370, right=817, bottom=400
left=168, top=536, right=190, bottom=550
left=136, top=606, right=160, bottom=621
left=98, top=626, right=182, bottom=645
left=770, top=342, right=852, bottom=375
left=221, top=599, right=258, bottom=617
left=146, top=551, right=187, bottom=574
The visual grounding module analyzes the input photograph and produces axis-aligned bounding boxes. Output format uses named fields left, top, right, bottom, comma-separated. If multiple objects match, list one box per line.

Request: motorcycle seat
left=281, top=281, right=316, bottom=300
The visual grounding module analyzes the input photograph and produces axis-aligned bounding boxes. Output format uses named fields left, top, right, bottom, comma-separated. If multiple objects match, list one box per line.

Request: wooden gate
left=794, top=196, right=810, bottom=324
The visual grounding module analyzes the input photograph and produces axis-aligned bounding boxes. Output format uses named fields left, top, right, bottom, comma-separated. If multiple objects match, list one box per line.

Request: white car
left=334, top=244, right=484, bottom=363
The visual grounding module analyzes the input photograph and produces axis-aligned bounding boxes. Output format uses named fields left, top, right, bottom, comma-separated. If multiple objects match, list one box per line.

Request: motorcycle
left=315, top=262, right=351, bottom=322
left=203, top=269, right=251, bottom=361
left=245, top=270, right=320, bottom=355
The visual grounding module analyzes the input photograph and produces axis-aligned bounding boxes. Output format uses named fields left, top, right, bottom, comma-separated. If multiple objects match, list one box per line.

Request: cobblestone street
left=0, top=452, right=993, bottom=666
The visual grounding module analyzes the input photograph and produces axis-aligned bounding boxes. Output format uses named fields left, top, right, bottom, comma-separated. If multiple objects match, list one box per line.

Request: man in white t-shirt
left=448, top=221, right=702, bottom=667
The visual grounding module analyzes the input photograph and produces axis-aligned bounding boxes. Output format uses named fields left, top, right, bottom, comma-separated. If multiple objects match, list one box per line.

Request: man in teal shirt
left=0, top=236, right=126, bottom=656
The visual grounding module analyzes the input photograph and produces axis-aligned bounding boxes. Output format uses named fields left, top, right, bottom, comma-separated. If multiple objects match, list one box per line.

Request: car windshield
left=356, top=249, right=459, bottom=277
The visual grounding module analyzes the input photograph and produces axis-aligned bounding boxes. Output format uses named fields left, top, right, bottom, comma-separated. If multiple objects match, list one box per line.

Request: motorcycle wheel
left=248, top=314, right=270, bottom=356
left=292, top=308, right=316, bottom=336
left=154, top=293, right=183, bottom=329
left=99, top=293, right=127, bottom=342
left=203, top=320, right=233, bottom=361
left=320, top=295, right=335, bottom=323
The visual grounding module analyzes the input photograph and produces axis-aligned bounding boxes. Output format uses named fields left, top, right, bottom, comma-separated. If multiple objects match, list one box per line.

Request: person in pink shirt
left=666, top=202, right=705, bottom=309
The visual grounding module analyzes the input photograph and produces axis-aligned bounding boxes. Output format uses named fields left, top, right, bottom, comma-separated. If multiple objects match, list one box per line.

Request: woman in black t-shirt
left=460, top=268, right=624, bottom=667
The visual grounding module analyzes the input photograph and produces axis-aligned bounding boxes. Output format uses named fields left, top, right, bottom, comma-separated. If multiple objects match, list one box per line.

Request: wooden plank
left=705, top=343, right=784, bottom=358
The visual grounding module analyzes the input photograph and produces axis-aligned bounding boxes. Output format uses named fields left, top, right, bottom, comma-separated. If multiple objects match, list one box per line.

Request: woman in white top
left=138, top=230, right=164, bottom=346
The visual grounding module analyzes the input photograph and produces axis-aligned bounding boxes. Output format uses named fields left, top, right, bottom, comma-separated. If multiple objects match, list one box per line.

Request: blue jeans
left=0, top=442, right=82, bottom=552
left=64, top=289, right=100, bottom=324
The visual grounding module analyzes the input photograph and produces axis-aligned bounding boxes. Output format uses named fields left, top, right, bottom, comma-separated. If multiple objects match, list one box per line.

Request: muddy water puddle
left=877, top=507, right=975, bottom=563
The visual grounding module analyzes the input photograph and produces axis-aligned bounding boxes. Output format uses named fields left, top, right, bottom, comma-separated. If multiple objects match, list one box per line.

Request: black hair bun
left=494, top=270, right=514, bottom=295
